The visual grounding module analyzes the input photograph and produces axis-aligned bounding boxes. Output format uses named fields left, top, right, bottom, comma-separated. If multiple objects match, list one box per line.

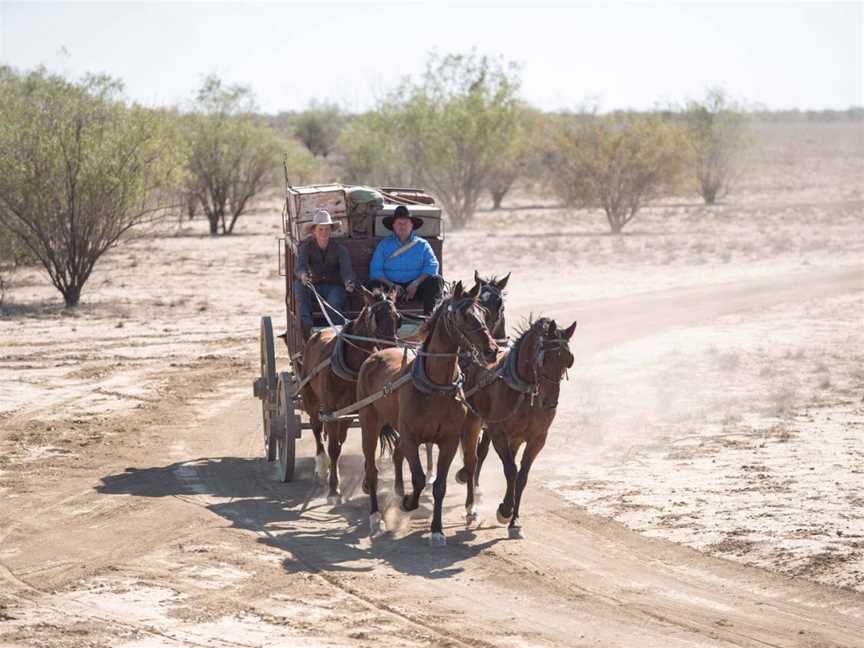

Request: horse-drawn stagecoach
left=252, top=179, right=575, bottom=544
left=252, top=182, right=444, bottom=482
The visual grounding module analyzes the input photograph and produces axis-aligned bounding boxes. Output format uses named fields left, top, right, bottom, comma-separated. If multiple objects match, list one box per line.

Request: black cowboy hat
left=382, top=205, right=424, bottom=231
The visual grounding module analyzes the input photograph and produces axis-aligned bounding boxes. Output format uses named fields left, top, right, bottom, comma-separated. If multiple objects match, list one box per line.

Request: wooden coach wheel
left=276, top=372, right=298, bottom=482
left=260, top=316, right=278, bottom=462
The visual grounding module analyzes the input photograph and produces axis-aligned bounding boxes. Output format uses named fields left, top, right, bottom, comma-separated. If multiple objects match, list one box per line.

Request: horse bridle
left=442, top=297, right=493, bottom=363
left=477, top=281, right=505, bottom=334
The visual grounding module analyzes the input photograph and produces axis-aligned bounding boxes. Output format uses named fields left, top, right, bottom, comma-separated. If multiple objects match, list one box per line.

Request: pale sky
left=1, top=1, right=861, bottom=113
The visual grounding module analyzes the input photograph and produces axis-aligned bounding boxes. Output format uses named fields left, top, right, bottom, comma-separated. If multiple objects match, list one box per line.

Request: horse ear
left=495, top=272, right=510, bottom=290
left=452, top=281, right=463, bottom=298
left=466, top=281, right=480, bottom=298
left=474, top=269, right=480, bottom=284
left=360, top=285, right=375, bottom=305
left=562, top=320, right=577, bottom=340
left=547, top=319, right=557, bottom=336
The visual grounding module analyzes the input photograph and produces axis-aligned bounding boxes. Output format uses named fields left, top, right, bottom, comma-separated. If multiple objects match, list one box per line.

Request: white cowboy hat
left=302, top=209, right=342, bottom=237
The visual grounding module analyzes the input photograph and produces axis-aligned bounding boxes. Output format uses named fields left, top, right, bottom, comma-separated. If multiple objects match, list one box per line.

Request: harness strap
left=330, top=335, right=359, bottom=382
left=321, top=371, right=414, bottom=422
left=294, top=356, right=332, bottom=393
left=411, top=351, right=463, bottom=396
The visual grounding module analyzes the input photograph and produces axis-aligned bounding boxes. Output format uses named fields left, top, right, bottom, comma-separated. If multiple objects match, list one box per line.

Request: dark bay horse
left=419, top=270, right=510, bottom=485
left=457, top=317, right=576, bottom=537
left=299, top=287, right=400, bottom=504
left=356, top=281, right=498, bottom=546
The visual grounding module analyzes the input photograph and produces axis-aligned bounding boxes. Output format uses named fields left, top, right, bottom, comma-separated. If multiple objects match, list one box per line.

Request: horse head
left=358, top=286, right=401, bottom=343
left=442, top=281, right=499, bottom=363
left=538, top=318, right=576, bottom=381
left=468, top=270, right=509, bottom=338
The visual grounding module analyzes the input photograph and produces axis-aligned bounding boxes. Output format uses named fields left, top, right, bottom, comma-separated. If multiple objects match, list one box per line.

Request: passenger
left=294, top=209, right=355, bottom=338
left=367, top=205, right=443, bottom=315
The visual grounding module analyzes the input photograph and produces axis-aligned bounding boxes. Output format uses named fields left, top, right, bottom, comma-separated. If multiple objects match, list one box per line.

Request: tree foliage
left=484, top=106, right=546, bottom=209
left=0, top=67, right=181, bottom=306
left=339, top=53, right=522, bottom=228
left=685, top=88, right=753, bottom=205
left=549, top=113, right=686, bottom=234
left=291, top=101, right=345, bottom=158
left=184, top=76, right=311, bottom=235
left=397, top=52, right=523, bottom=228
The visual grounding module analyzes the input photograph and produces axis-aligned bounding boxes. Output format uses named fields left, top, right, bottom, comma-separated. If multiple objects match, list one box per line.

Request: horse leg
left=360, top=409, right=385, bottom=537
left=457, top=414, right=483, bottom=522
left=400, top=437, right=426, bottom=513
left=325, top=419, right=349, bottom=505
left=429, top=437, right=459, bottom=547
left=311, top=418, right=329, bottom=483
left=475, top=428, right=492, bottom=490
left=425, top=443, right=436, bottom=486
left=509, top=434, right=547, bottom=539
left=489, top=431, right=518, bottom=525
left=392, top=445, right=405, bottom=497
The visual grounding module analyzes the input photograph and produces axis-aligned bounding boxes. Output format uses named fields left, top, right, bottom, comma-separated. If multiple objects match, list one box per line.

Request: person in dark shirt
left=294, top=209, right=354, bottom=336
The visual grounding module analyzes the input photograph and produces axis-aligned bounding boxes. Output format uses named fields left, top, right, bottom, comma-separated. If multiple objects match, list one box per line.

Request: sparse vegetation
left=0, top=67, right=182, bottom=306
left=548, top=113, right=687, bottom=233
left=685, top=88, right=753, bottom=205
left=183, top=76, right=315, bottom=235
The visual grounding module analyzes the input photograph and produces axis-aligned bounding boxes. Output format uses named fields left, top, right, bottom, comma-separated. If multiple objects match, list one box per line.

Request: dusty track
left=1, top=267, right=863, bottom=647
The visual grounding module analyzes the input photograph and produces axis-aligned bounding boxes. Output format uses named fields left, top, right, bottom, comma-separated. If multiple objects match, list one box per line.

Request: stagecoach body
left=253, top=181, right=444, bottom=481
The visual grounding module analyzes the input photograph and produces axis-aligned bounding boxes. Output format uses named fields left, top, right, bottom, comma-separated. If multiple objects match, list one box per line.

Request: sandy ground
left=1, top=121, right=863, bottom=646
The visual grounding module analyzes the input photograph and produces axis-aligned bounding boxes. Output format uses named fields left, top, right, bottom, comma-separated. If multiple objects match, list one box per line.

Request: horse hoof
left=454, top=468, right=467, bottom=484
left=314, top=454, right=330, bottom=482
left=401, top=495, right=416, bottom=512
left=496, top=505, right=511, bottom=525
left=327, top=494, right=342, bottom=506
left=465, top=507, right=478, bottom=524
left=429, top=532, right=447, bottom=547
left=369, top=513, right=385, bottom=537
left=508, top=526, right=525, bottom=539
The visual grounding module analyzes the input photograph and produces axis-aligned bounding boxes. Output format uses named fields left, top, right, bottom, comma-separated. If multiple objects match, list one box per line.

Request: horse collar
left=331, top=334, right=360, bottom=382
left=412, top=347, right=463, bottom=396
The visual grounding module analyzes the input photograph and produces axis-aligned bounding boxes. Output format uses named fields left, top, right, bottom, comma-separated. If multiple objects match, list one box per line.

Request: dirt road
left=2, top=267, right=862, bottom=648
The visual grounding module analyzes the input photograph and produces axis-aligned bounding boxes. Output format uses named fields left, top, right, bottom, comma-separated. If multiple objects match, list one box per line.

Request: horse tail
left=378, top=424, right=399, bottom=457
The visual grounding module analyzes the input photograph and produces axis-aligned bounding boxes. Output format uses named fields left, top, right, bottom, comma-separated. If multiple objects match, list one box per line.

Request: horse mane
left=418, top=283, right=459, bottom=340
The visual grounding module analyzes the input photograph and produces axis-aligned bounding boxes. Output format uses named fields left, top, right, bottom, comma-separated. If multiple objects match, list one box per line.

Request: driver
left=367, top=205, right=443, bottom=315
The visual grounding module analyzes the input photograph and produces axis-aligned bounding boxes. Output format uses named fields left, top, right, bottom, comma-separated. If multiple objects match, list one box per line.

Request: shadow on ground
left=97, top=453, right=503, bottom=579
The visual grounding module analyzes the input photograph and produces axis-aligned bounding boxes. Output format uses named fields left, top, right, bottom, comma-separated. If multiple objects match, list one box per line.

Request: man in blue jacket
left=368, top=205, right=443, bottom=314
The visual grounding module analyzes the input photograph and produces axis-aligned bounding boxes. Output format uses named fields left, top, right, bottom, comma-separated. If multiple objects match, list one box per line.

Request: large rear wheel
left=259, top=316, right=278, bottom=462
left=276, top=372, right=298, bottom=482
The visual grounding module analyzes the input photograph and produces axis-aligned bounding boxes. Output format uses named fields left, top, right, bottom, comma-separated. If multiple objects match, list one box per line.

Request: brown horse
left=356, top=281, right=498, bottom=546
left=471, top=270, right=509, bottom=341
left=299, top=287, right=400, bottom=504
left=418, top=270, right=510, bottom=485
left=458, top=317, right=576, bottom=537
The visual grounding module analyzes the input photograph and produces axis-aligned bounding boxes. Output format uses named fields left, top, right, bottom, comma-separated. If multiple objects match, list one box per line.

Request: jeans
left=293, top=281, right=347, bottom=327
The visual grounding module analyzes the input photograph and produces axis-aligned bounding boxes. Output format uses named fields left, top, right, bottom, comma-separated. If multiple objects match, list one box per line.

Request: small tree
left=292, top=101, right=345, bottom=158
left=685, top=88, right=753, bottom=205
left=0, top=68, right=181, bottom=306
left=390, top=52, right=523, bottom=228
left=336, top=110, right=421, bottom=187
left=549, top=113, right=686, bottom=234
left=484, top=106, right=545, bottom=209
left=185, top=76, right=285, bottom=235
